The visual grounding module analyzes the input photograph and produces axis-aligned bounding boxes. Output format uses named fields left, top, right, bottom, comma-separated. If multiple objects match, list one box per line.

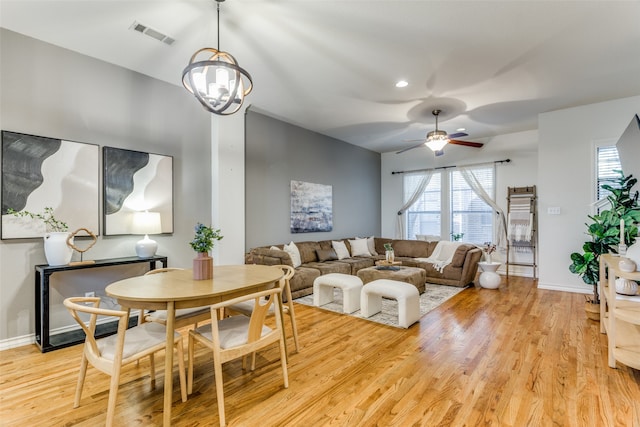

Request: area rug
left=294, top=283, right=466, bottom=328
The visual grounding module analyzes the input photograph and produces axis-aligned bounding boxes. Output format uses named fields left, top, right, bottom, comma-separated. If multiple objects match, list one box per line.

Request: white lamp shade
left=132, top=211, right=162, bottom=235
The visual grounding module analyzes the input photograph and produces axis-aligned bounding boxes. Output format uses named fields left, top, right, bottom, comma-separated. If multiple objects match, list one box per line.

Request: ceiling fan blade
left=396, top=141, right=426, bottom=154
left=449, top=139, right=484, bottom=148
left=447, top=132, right=468, bottom=139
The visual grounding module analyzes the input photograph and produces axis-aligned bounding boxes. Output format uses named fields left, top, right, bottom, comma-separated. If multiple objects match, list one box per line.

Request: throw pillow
left=283, top=241, right=302, bottom=268
left=332, top=240, right=351, bottom=260
left=349, top=238, right=371, bottom=257
left=366, top=236, right=378, bottom=255
left=316, top=248, right=338, bottom=262
left=270, top=245, right=281, bottom=250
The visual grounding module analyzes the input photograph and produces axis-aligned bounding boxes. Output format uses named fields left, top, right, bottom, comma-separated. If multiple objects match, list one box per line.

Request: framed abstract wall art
left=1, top=131, right=99, bottom=239
left=290, top=180, right=333, bottom=233
left=103, top=146, right=173, bottom=235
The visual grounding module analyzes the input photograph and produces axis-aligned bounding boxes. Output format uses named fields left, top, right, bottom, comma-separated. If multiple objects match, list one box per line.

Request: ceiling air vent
left=129, top=21, right=175, bottom=46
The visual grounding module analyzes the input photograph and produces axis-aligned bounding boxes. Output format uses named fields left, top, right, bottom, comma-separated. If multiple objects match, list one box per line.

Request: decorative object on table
left=384, top=242, right=395, bottom=263
left=478, top=261, right=501, bottom=289
left=569, top=170, right=639, bottom=314
left=67, top=228, right=98, bottom=265
left=450, top=232, right=464, bottom=241
left=290, top=180, right=333, bottom=233
left=483, top=242, right=497, bottom=263
left=132, top=211, right=162, bottom=258
left=624, top=242, right=640, bottom=271
left=190, top=223, right=223, bottom=280
left=618, top=257, right=637, bottom=273
left=102, top=146, right=173, bottom=236
left=618, top=218, right=628, bottom=255
left=7, top=207, right=74, bottom=266
left=1, top=130, right=99, bottom=240
left=182, top=0, right=253, bottom=116
left=615, top=277, right=639, bottom=296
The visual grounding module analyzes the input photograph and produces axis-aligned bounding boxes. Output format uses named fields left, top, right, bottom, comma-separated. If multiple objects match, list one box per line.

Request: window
left=596, top=145, right=621, bottom=205
left=404, top=166, right=494, bottom=245
left=405, top=172, right=441, bottom=239
left=451, top=169, right=493, bottom=245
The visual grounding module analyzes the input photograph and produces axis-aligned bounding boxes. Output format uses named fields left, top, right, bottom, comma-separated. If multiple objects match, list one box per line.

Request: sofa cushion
left=316, top=248, right=338, bottom=262
left=296, top=241, right=322, bottom=264
left=284, top=241, right=302, bottom=268
left=349, top=238, right=371, bottom=257
left=366, top=236, right=378, bottom=256
left=451, top=244, right=474, bottom=267
left=391, top=239, right=430, bottom=258
left=332, top=240, right=351, bottom=260
left=302, top=261, right=351, bottom=275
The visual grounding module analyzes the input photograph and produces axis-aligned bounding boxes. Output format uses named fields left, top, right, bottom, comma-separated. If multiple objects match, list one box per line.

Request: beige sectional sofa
left=245, top=237, right=482, bottom=299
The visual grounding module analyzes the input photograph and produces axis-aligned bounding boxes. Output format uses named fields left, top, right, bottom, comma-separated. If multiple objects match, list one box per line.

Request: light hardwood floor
left=1, top=276, right=638, bottom=426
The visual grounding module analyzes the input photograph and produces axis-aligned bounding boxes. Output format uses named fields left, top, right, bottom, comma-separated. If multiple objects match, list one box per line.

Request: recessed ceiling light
left=457, top=127, right=466, bottom=132
left=395, top=80, right=408, bottom=88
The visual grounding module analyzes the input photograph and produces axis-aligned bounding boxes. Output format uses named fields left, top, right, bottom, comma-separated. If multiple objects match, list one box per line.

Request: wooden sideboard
left=35, top=255, right=167, bottom=352
left=598, top=253, right=640, bottom=369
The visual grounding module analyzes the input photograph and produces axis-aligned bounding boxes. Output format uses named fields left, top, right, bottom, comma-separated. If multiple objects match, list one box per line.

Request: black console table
left=35, top=255, right=167, bottom=352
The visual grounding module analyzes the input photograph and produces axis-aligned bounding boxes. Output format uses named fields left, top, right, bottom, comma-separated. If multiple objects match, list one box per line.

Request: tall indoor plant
left=190, top=223, right=223, bottom=280
left=569, top=171, right=640, bottom=311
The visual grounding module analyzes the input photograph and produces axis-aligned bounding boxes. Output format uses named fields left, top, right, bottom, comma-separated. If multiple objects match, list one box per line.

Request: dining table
left=105, top=264, right=284, bottom=426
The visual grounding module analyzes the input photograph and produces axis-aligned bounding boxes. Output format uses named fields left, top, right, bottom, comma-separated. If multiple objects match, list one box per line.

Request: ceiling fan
left=396, top=109, right=484, bottom=156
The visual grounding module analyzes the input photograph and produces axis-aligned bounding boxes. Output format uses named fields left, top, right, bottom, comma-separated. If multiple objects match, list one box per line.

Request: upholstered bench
left=361, top=279, right=420, bottom=328
left=313, top=273, right=363, bottom=313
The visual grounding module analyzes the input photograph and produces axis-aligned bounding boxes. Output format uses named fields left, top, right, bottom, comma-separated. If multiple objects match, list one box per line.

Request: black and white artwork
left=103, top=146, right=173, bottom=235
left=290, top=180, right=333, bottom=233
left=1, top=131, right=99, bottom=239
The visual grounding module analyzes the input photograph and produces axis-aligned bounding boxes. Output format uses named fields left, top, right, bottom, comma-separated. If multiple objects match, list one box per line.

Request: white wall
left=381, top=129, right=539, bottom=259
left=537, top=96, right=640, bottom=293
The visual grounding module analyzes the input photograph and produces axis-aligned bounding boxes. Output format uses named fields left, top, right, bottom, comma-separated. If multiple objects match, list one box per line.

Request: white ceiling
left=2, top=0, right=639, bottom=154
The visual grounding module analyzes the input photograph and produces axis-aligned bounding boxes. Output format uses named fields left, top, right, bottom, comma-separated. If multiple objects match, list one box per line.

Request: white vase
left=615, top=278, right=639, bottom=296
left=624, top=242, right=640, bottom=271
left=385, top=250, right=395, bottom=263
left=44, top=232, right=73, bottom=266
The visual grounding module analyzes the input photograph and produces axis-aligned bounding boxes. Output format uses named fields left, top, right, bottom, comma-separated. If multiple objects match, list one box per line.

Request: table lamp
left=132, top=211, right=162, bottom=258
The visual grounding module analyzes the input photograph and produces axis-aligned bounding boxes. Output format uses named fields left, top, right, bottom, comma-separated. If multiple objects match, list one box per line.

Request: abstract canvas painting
left=1, top=131, right=99, bottom=239
left=103, top=146, right=173, bottom=235
left=290, top=180, right=333, bottom=233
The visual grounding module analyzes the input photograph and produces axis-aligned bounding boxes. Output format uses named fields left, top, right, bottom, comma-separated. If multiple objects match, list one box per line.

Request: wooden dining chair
left=63, top=296, right=187, bottom=427
left=225, top=265, right=300, bottom=352
left=187, top=287, right=289, bottom=427
left=141, top=268, right=212, bottom=329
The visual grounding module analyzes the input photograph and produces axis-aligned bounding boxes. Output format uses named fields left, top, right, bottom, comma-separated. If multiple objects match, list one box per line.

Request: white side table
left=478, top=262, right=501, bottom=289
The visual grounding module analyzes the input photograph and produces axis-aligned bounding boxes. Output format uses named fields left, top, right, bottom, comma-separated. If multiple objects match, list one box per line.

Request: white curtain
left=395, top=171, right=433, bottom=239
left=458, top=165, right=507, bottom=248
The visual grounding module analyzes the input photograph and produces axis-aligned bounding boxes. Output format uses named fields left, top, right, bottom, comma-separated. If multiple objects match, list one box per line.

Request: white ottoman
left=313, top=273, right=363, bottom=313
left=361, top=279, right=420, bottom=328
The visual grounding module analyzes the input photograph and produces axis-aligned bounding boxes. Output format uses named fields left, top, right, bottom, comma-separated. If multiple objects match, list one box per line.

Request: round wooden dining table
left=106, top=264, right=284, bottom=426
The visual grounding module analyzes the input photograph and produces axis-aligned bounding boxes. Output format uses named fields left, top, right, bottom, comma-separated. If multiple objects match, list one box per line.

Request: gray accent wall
left=245, top=109, right=381, bottom=249
left=0, top=29, right=211, bottom=344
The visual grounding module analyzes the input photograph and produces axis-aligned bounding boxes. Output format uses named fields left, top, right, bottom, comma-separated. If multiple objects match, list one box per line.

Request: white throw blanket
left=415, top=241, right=462, bottom=272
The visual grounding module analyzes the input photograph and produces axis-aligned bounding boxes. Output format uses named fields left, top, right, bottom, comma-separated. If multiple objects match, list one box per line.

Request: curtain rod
left=391, top=158, right=511, bottom=175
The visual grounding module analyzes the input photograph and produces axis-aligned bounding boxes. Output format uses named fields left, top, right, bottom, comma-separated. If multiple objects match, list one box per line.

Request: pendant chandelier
left=182, top=0, right=253, bottom=115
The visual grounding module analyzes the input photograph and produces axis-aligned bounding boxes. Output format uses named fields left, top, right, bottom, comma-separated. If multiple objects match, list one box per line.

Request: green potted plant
left=190, top=223, right=223, bottom=280
left=7, top=207, right=73, bottom=265
left=383, top=242, right=395, bottom=263
left=569, top=171, right=640, bottom=318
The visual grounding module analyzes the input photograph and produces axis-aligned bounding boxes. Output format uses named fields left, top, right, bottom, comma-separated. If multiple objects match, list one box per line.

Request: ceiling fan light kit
left=182, top=0, right=252, bottom=115
left=396, top=109, right=484, bottom=156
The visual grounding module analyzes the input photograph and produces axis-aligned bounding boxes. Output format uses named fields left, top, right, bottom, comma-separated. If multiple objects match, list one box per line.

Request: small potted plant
left=190, top=223, right=223, bottom=280
left=383, top=242, right=394, bottom=263
left=483, top=242, right=497, bottom=263
left=8, top=207, right=73, bottom=266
